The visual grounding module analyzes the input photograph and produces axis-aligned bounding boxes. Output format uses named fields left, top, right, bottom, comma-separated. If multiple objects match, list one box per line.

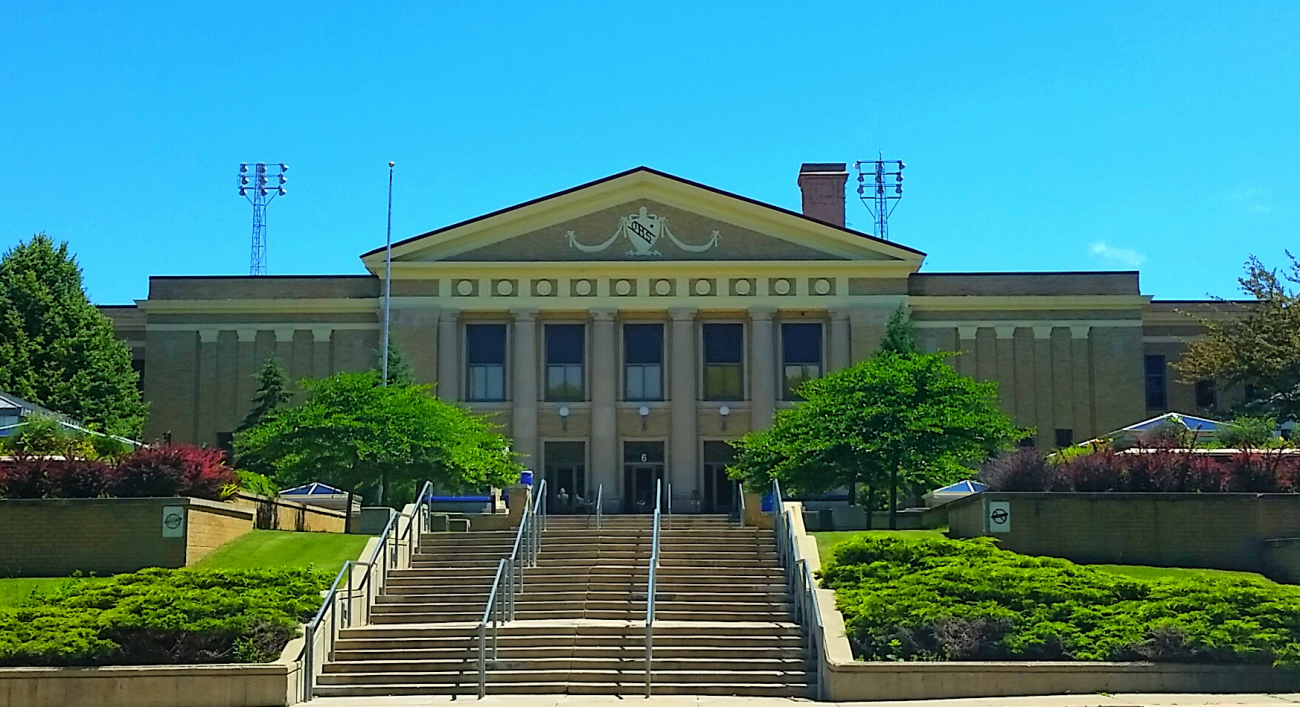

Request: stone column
left=995, top=326, right=1016, bottom=419
left=197, top=330, right=219, bottom=446
left=437, top=313, right=459, bottom=401
left=512, top=309, right=539, bottom=470
left=235, top=328, right=258, bottom=426
left=829, top=310, right=851, bottom=372
left=590, top=310, right=618, bottom=506
left=848, top=308, right=892, bottom=363
left=750, top=309, right=777, bottom=429
left=1033, top=326, right=1055, bottom=449
left=310, top=328, right=333, bottom=380
left=1070, top=326, right=1094, bottom=441
left=669, top=308, right=698, bottom=496
left=957, top=326, right=979, bottom=378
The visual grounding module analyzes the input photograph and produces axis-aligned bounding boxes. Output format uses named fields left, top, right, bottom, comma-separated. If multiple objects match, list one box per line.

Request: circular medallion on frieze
left=773, top=278, right=791, bottom=295
left=574, top=279, right=593, bottom=296
left=733, top=279, right=752, bottom=295
left=654, top=279, right=672, bottom=296
left=615, top=279, right=633, bottom=296
left=694, top=279, right=712, bottom=296
left=496, top=280, right=514, bottom=296
left=814, top=278, right=832, bottom=295
left=456, top=280, right=474, bottom=296
left=535, top=279, right=553, bottom=296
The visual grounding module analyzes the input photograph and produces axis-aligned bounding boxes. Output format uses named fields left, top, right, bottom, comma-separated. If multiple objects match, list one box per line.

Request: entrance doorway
left=702, top=441, right=737, bottom=514
left=623, top=441, right=666, bottom=514
left=543, top=441, right=586, bottom=514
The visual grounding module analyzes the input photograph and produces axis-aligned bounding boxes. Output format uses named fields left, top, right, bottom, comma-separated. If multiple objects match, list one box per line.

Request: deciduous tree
left=729, top=352, right=1023, bottom=528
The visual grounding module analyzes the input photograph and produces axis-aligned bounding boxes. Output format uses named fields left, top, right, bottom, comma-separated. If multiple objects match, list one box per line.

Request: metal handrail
left=301, top=479, right=435, bottom=701
left=735, top=482, right=746, bottom=526
left=665, top=481, right=672, bottom=529
left=645, top=478, right=663, bottom=696
left=594, top=483, right=604, bottom=531
left=476, top=479, right=547, bottom=698
left=799, top=557, right=827, bottom=700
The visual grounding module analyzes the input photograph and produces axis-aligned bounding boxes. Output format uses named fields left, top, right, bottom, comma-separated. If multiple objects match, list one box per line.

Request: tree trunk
left=380, top=467, right=389, bottom=507
left=864, top=486, right=874, bottom=530
left=345, top=489, right=356, bottom=534
left=888, top=467, right=899, bottom=530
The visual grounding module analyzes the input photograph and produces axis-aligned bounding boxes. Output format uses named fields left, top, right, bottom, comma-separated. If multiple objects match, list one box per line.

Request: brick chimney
left=797, top=163, right=848, bottom=227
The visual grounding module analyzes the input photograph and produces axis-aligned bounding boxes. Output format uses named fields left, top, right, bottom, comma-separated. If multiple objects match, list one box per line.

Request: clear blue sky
left=2, top=2, right=1296, bottom=304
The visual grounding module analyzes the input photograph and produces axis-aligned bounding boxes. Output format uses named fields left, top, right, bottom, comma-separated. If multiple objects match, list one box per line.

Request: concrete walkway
left=308, top=694, right=1300, bottom=706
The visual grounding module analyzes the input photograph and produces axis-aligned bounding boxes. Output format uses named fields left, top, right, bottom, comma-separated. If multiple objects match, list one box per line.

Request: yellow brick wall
left=184, top=500, right=255, bottom=564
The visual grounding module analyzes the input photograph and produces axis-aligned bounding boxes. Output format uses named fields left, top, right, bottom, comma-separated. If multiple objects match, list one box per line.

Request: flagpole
left=381, top=160, right=395, bottom=386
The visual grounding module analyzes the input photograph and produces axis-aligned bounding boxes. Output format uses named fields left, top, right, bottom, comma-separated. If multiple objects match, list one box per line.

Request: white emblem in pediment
left=567, top=206, right=720, bottom=257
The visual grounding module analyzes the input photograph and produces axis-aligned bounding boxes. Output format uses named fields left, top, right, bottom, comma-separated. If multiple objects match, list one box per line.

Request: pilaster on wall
left=848, top=308, right=893, bottom=363
left=511, top=310, right=539, bottom=469
left=749, top=309, right=776, bottom=429
left=590, top=310, right=618, bottom=507
left=669, top=308, right=699, bottom=499
left=389, top=307, right=440, bottom=385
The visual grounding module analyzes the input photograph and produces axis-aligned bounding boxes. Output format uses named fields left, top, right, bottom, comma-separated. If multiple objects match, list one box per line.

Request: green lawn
left=1090, top=563, right=1276, bottom=583
left=0, top=577, right=92, bottom=606
left=812, top=529, right=947, bottom=561
left=194, top=529, right=370, bottom=574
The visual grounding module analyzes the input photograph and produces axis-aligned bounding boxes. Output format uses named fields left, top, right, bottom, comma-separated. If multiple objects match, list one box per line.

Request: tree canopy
left=0, top=234, right=145, bottom=436
left=728, top=351, right=1023, bottom=527
left=1174, top=253, right=1300, bottom=422
left=377, top=339, right=415, bottom=387
left=878, top=306, right=919, bottom=355
left=233, top=371, right=520, bottom=505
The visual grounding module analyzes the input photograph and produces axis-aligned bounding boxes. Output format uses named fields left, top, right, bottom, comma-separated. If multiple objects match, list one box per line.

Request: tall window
left=703, top=323, right=744, bottom=401
left=545, top=324, right=585, bottom=401
left=1144, top=354, right=1167, bottom=410
left=1195, top=379, right=1217, bottom=409
left=782, top=322, right=823, bottom=400
left=624, top=323, right=663, bottom=401
left=466, top=324, right=507, bottom=402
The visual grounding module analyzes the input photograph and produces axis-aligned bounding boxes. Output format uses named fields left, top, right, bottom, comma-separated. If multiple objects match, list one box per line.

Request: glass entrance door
left=702, top=441, right=737, bottom=514
left=543, top=441, right=586, bottom=514
left=623, top=441, right=666, bottom=514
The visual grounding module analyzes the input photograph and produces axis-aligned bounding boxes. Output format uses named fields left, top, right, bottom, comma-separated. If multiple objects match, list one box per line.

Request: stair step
left=316, top=669, right=811, bottom=685
left=313, top=682, right=810, bottom=697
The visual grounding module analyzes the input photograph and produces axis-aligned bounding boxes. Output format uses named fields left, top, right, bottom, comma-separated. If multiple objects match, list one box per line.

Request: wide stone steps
left=376, top=590, right=787, bottom=604
left=370, top=609, right=792, bottom=624
left=323, top=655, right=808, bottom=673
left=312, top=680, right=810, bottom=697
left=332, top=645, right=802, bottom=661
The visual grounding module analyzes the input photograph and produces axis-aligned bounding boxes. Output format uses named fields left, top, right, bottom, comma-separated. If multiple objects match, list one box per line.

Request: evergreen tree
left=377, top=339, right=416, bottom=387
left=877, top=306, right=919, bottom=355
left=237, top=357, right=292, bottom=432
left=0, top=234, right=145, bottom=436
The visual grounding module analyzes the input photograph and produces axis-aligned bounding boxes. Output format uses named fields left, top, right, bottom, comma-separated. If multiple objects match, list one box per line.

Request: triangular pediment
left=360, top=167, right=925, bottom=270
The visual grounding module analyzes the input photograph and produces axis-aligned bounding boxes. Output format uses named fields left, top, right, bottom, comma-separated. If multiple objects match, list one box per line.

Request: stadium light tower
left=853, top=155, right=904, bottom=241
left=238, top=162, right=288, bottom=275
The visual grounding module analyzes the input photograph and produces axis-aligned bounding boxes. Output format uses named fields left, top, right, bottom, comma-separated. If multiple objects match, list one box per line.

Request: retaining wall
left=946, top=492, right=1300, bottom=575
left=230, top=492, right=346, bottom=533
left=0, top=497, right=254, bottom=576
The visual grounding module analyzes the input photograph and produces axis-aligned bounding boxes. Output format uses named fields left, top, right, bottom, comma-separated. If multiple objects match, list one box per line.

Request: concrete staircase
left=314, top=514, right=813, bottom=698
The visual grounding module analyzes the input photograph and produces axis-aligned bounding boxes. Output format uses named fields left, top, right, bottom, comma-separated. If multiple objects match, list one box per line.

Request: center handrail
left=645, top=477, right=663, bottom=696
left=594, top=483, right=604, bottom=530
left=735, top=481, right=747, bottom=526
left=301, top=479, right=435, bottom=702
left=476, top=478, right=547, bottom=698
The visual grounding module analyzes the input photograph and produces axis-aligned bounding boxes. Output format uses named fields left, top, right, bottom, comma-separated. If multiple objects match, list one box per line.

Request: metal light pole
left=238, top=163, right=288, bottom=275
left=853, top=155, right=904, bottom=241
left=380, top=161, right=395, bottom=386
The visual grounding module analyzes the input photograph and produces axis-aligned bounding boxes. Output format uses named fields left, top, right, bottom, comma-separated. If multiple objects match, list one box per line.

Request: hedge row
left=0, top=444, right=236, bottom=501
left=0, top=568, right=327, bottom=666
left=823, top=536, right=1300, bottom=664
left=980, top=447, right=1300, bottom=493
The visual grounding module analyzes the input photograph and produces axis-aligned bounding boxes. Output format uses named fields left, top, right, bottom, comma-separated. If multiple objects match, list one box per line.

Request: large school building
left=102, top=163, right=1225, bottom=513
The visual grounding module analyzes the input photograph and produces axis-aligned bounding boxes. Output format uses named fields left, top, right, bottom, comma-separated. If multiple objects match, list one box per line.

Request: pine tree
left=377, top=339, right=416, bottom=387
left=877, top=306, right=919, bottom=355
left=237, top=357, right=292, bottom=432
left=0, top=234, right=146, bottom=436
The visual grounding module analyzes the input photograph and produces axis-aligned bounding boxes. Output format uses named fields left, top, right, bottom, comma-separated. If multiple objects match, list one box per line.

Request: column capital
left=236, top=328, right=258, bottom=343
left=198, top=329, right=220, bottom=343
left=274, top=328, right=296, bottom=343
left=1069, top=325, right=1091, bottom=339
left=847, top=307, right=894, bottom=325
left=1032, top=325, right=1054, bottom=340
left=669, top=307, right=697, bottom=322
left=591, top=309, right=617, bottom=322
left=510, top=308, right=538, bottom=322
left=957, top=325, right=979, bottom=341
left=994, top=325, right=1017, bottom=340
left=749, top=307, right=776, bottom=322
left=828, top=308, right=851, bottom=322
left=311, top=327, right=333, bottom=342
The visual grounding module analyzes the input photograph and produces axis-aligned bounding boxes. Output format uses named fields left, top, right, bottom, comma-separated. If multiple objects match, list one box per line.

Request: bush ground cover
left=0, top=567, right=327, bottom=666
left=812, top=529, right=946, bottom=562
left=822, top=536, right=1300, bottom=665
left=195, top=529, right=370, bottom=574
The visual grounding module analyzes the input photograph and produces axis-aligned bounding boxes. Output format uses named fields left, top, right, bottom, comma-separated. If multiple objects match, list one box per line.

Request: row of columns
left=426, top=307, right=859, bottom=475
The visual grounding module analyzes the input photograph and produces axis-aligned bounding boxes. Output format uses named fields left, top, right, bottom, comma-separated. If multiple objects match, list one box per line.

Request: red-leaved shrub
left=977, top=448, right=1056, bottom=491
left=109, top=445, right=235, bottom=500
left=982, top=447, right=1300, bottom=494
left=0, top=457, right=55, bottom=499
left=48, top=460, right=113, bottom=498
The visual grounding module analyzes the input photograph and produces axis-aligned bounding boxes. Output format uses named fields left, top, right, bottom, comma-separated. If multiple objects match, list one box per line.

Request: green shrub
left=823, top=536, right=1300, bottom=665
left=235, top=469, right=279, bottom=497
left=0, top=567, right=326, bottom=666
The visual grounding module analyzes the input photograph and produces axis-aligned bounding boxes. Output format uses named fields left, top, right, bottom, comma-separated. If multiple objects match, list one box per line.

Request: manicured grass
left=194, top=529, right=370, bottom=574
left=812, top=529, right=947, bottom=562
left=0, top=577, right=93, bottom=607
left=1090, top=563, right=1276, bottom=584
